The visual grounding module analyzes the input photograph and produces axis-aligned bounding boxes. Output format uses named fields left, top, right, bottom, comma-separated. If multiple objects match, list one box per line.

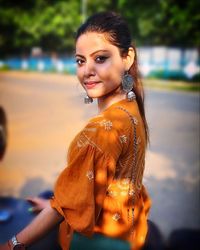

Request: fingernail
left=28, top=207, right=33, bottom=212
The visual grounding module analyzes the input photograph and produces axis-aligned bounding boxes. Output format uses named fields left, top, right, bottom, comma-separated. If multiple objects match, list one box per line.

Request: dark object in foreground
left=0, top=106, right=7, bottom=161
left=1, top=193, right=199, bottom=250
left=0, top=196, right=61, bottom=250
left=166, top=228, right=200, bottom=250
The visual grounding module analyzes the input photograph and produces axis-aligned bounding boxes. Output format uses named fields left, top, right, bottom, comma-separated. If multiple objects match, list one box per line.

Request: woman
left=0, top=11, right=151, bottom=250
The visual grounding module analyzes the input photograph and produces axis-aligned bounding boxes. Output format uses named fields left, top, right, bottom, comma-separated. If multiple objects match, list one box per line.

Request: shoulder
left=74, top=109, right=129, bottom=156
left=87, top=105, right=132, bottom=132
left=68, top=101, right=140, bottom=159
left=84, top=112, right=119, bottom=141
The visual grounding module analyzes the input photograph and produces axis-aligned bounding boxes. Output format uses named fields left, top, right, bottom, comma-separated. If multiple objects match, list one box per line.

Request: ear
left=123, top=47, right=135, bottom=71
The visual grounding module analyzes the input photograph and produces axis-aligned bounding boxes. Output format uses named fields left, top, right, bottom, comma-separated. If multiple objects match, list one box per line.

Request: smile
left=84, top=81, right=100, bottom=89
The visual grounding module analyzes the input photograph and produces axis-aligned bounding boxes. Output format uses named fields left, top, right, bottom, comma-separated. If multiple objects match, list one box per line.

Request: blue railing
left=0, top=57, right=76, bottom=75
left=0, top=47, right=199, bottom=80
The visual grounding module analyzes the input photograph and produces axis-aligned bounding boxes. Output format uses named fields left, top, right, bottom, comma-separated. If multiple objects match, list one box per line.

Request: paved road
left=145, top=88, right=200, bottom=238
left=0, top=72, right=199, bottom=240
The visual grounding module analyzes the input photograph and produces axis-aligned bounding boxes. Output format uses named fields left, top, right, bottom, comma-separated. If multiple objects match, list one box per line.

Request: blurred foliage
left=118, top=0, right=200, bottom=47
left=0, top=0, right=199, bottom=57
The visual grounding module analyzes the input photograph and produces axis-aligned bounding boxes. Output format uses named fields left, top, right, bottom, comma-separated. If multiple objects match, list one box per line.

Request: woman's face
left=75, top=32, right=126, bottom=99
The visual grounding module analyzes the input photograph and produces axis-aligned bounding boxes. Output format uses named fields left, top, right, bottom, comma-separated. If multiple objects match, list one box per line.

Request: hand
left=26, top=197, right=50, bottom=213
left=0, top=242, right=10, bottom=250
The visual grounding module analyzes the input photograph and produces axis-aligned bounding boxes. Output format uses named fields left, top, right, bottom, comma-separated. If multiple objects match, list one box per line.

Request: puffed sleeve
left=50, top=113, right=124, bottom=237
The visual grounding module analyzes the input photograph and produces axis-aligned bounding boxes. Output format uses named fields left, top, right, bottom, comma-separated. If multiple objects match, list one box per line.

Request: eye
left=76, top=58, right=84, bottom=66
left=95, top=56, right=108, bottom=64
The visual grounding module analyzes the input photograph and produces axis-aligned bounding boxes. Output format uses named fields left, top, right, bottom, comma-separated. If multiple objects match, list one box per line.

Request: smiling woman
left=75, top=32, right=134, bottom=106
left=0, top=11, right=151, bottom=250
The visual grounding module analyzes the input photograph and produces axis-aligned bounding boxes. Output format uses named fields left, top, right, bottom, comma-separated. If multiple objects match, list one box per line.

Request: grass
left=143, top=78, right=200, bottom=92
left=0, top=68, right=199, bottom=92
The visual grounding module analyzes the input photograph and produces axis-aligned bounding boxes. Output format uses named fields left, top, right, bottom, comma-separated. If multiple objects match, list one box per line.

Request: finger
left=26, top=197, right=44, bottom=204
left=28, top=206, right=41, bottom=213
left=26, top=197, right=38, bottom=203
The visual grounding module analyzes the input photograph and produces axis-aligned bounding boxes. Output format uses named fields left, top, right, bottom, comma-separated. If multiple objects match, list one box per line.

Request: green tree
left=0, top=0, right=82, bottom=56
left=0, top=0, right=199, bottom=57
left=117, top=0, right=200, bottom=47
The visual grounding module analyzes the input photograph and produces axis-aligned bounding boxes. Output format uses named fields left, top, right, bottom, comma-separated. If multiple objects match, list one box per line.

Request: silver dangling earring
left=84, top=95, right=93, bottom=104
left=121, top=72, right=136, bottom=101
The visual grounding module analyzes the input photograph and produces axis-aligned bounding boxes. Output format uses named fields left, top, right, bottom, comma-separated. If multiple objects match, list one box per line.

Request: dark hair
left=76, top=11, right=149, bottom=144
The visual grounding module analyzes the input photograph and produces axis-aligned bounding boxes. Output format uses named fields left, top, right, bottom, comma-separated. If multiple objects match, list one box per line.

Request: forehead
left=75, top=32, right=118, bottom=54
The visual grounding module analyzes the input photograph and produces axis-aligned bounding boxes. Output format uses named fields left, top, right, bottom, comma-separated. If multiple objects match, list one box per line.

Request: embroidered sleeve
left=50, top=114, right=124, bottom=235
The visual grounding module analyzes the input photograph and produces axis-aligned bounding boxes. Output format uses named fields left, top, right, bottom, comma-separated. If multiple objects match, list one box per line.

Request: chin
left=86, top=90, right=103, bottom=99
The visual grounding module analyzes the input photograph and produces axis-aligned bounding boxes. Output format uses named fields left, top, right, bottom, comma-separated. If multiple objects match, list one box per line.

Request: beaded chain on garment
left=116, top=106, right=138, bottom=234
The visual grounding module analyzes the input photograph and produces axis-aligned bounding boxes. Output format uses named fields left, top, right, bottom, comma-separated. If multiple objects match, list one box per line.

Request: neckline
left=100, top=99, right=133, bottom=114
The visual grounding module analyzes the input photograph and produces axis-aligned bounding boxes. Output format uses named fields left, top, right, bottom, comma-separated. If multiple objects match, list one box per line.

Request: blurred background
left=0, top=0, right=199, bottom=82
left=0, top=0, right=200, bottom=248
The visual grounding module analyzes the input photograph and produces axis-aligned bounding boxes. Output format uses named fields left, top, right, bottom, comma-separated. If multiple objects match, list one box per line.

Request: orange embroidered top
left=50, top=99, right=151, bottom=250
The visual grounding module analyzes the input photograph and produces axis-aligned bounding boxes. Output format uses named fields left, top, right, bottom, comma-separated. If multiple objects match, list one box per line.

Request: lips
left=84, top=81, right=100, bottom=89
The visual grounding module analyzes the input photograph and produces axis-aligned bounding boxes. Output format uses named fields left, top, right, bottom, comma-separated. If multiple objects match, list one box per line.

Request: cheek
left=97, top=61, right=124, bottom=84
left=76, top=67, right=84, bottom=82
left=76, top=69, right=85, bottom=90
left=102, top=67, right=124, bottom=86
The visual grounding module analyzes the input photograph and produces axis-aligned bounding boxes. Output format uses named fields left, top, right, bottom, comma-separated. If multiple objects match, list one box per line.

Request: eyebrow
left=75, top=49, right=110, bottom=58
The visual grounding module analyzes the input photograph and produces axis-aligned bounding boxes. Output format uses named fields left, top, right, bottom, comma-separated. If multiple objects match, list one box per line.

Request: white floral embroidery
left=122, top=178, right=129, bottom=185
left=100, top=120, right=113, bottom=130
left=117, top=178, right=130, bottom=190
left=86, top=170, right=94, bottom=181
left=107, top=190, right=118, bottom=197
left=128, top=189, right=135, bottom=196
left=133, top=117, right=138, bottom=125
left=112, top=213, right=121, bottom=221
left=136, top=136, right=141, bottom=145
left=119, top=135, right=127, bottom=144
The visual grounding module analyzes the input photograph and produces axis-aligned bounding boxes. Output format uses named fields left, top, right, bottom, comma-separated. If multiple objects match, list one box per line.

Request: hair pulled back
left=76, top=11, right=149, bottom=143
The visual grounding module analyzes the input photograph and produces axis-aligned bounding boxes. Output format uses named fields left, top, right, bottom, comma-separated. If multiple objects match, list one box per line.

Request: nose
left=83, top=61, right=95, bottom=78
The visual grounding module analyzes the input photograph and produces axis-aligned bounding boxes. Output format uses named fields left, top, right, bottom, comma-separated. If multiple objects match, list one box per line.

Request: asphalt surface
left=144, top=88, right=200, bottom=238
left=0, top=72, right=199, bottom=240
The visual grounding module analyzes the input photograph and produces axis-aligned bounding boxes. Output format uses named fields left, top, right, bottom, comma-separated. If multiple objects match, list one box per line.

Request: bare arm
left=17, top=201, right=63, bottom=246
left=0, top=201, right=63, bottom=250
